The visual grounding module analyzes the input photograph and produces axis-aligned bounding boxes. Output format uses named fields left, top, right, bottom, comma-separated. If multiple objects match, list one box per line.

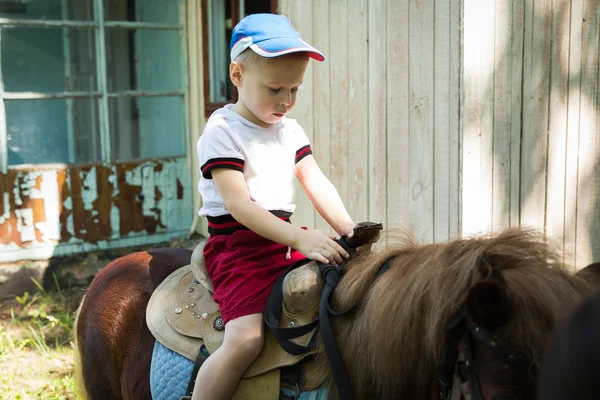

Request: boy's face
left=232, top=53, right=309, bottom=127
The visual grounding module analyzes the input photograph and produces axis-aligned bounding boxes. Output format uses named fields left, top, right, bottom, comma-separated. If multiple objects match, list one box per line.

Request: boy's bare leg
left=191, top=313, right=264, bottom=400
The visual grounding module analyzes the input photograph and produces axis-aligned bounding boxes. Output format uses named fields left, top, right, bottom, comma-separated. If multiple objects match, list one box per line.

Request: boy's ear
left=230, top=62, right=243, bottom=88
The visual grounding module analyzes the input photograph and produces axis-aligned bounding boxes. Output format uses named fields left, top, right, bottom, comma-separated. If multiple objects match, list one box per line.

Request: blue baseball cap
left=230, top=14, right=324, bottom=62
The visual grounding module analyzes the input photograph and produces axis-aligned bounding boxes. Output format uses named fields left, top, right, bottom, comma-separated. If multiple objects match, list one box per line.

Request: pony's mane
left=315, top=228, right=593, bottom=400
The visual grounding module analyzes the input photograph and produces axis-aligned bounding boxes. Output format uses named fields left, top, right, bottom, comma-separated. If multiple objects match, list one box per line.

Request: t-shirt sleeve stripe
left=295, top=145, right=312, bottom=164
left=201, top=157, right=245, bottom=179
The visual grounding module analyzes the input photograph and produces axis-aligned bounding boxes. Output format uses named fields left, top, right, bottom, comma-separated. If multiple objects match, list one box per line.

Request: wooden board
left=545, top=0, right=571, bottom=252
left=564, top=0, right=584, bottom=267
left=311, top=0, right=332, bottom=232
left=492, top=0, right=515, bottom=232
left=433, top=0, right=452, bottom=242
left=575, top=0, right=599, bottom=268
left=409, top=0, right=435, bottom=242
left=367, top=0, right=388, bottom=227
left=461, top=0, right=485, bottom=236
left=386, top=0, right=410, bottom=232
left=347, top=0, right=369, bottom=224
left=509, top=0, right=525, bottom=231
left=520, top=0, right=552, bottom=232
left=287, top=1, right=316, bottom=229
left=328, top=0, right=349, bottom=233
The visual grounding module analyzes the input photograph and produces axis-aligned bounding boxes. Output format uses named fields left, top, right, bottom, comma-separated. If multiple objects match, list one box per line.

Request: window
left=202, top=0, right=276, bottom=117
left=0, top=0, right=189, bottom=170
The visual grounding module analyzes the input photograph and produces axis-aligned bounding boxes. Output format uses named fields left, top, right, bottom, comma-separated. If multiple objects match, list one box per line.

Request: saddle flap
left=165, top=266, right=220, bottom=338
left=147, top=265, right=205, bottom=361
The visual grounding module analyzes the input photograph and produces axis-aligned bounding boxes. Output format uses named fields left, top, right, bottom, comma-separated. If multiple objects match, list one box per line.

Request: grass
left=0, top=275, right=83, bottom=400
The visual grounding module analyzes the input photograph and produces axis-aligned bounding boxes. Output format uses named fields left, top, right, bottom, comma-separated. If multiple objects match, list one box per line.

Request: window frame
left=0, top=0, right=190, bottom=172
left=201, top=0, right=277, bottom=118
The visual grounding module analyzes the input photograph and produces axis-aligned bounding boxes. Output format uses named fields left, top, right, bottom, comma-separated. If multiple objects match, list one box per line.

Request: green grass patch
left=0, top=276, right=83, bottom=399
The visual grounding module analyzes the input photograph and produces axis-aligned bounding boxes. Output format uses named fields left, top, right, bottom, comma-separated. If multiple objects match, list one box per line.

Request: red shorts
left=203, top=229, right=306, bottom=325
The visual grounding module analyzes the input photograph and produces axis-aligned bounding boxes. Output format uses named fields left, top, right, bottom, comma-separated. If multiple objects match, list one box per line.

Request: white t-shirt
left=197, top=104, right=312, bottom=218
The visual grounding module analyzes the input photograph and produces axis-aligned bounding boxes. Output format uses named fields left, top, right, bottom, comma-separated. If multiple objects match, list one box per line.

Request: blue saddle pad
left=149, top=341, right=327, bottom=399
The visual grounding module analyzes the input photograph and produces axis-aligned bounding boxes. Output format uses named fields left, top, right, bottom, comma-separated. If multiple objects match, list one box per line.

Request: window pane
left=103, top=0, right=181, bottom=25
left=2, top=27, right=97, bottom=93
left=109, top=96, right=185, bottom=161
left=7, top=99, right=101, bottom=165
left=207, top=0, right=231, bottom=103
left=0, top=0, right=93, bottom=20
left=105, top=28, right=182, bottom=92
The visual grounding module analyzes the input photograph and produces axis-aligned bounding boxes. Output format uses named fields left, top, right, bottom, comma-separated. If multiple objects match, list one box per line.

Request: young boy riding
left=193, top=13, right=356, bottom=400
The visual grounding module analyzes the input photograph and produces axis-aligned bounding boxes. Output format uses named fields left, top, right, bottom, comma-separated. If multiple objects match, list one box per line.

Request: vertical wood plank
left=409, top=0, right=435, bottom=242
left=479, top=0, right=496, bottom=234
left=520, top=0, right=552, bottom=232
left=285, top=2, right=315, bottom=229
left=386, top=0, right=410, bottom=231
left=448, top=0, right=461, bottom=238
left=509, top=0, right=525, bottom=229
left=462, top=0, right=490, bottom=236
left=492, top=0, right=514, bottom=232
left=595, top=50, right=600, bottom=267
left=564, top=0, right=583, bottom=267
left=329, top=0, right=349, bottom=233
left=278, top=0, right=289, bottom=17
left=434, top=0, right=451, bottom=242
left=575, top=0, right=599, bottom=268
left=596, top=28, right=600, bottom=268
left=368, top=0, right=387, bottom=226
left=545, top=0, right=571, bottom=250
left=347, top=0, right=369, bottom=223
left=311, top=0, right=331, bottom=231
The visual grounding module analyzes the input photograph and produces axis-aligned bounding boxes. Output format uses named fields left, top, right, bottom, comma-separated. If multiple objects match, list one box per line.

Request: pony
left=73, top=229, right=599, bottom=399
left=536, top=277, right=600, bottom=400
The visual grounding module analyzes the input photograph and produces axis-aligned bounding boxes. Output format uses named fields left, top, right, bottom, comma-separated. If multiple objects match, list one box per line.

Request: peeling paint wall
left=0, top=157, right=193, bottom=262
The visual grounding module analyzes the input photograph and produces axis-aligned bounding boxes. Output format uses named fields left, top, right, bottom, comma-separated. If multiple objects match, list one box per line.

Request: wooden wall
left=278, top=0, right=599, bottom=268
left=280, top=0, right=462, bottom=243
left=463, top=0, right=599, bottom=268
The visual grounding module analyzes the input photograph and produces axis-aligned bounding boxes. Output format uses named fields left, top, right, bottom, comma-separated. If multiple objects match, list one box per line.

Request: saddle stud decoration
left=213, top=316, right=224, bottom=331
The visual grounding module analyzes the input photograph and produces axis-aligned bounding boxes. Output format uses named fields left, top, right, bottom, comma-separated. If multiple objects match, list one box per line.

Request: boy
left=193, top=13, right=356, bottom=400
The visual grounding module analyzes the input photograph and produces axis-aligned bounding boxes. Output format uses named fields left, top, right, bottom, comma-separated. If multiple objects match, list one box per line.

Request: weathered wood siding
left=463, top=0, right=599, bottom=268
left=282, top=0, right=599, bottom=268
left=280, top=0, right=462, bottom=243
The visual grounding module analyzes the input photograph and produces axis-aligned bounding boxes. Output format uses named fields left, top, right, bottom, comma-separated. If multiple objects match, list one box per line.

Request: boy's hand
left=295, top=229, right=350, bottom=266
left=337, top=221, right=357, bottom=238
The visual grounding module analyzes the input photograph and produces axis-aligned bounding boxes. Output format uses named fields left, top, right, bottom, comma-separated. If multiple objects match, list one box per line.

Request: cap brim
left=250, top=37, right=325, bottom=62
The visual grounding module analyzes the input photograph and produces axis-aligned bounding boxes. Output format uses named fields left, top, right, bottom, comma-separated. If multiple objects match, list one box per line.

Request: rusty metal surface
left=0, top=157, right=192, bottom=262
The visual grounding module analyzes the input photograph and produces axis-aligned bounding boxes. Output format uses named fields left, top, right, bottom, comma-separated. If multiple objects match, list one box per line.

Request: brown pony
left=73, top=229, right=598, bottom=399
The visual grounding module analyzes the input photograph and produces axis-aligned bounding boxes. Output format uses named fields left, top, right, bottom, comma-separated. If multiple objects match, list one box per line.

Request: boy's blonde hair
left=234, top=48, right=268, bottom=66
left=234, top=48, right=309, bottom=68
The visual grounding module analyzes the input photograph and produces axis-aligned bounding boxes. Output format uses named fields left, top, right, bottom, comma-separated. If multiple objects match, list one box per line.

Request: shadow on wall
left=473, top=0, right=599, bottom=268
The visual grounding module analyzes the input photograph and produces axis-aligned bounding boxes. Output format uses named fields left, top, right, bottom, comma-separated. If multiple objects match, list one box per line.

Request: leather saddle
left=146, top=222, right=383, bottom=399
left=146, top=241, right=324, bottom=400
